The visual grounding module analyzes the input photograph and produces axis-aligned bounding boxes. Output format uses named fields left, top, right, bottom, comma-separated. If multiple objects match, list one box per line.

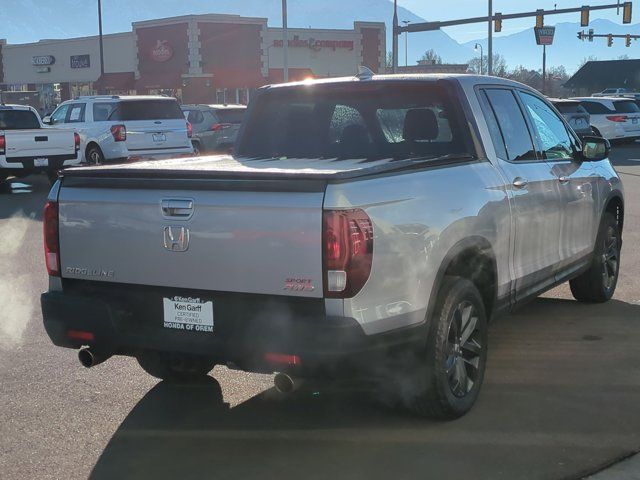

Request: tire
left=570, top=212, right=621, bottom=303
left=137, top=351, right=215, bottom=382
left=191, top=141, right=201, bottom=156
left=85, top=144, right=105, bottom=165
left=404, top=276, right=488, bottom=419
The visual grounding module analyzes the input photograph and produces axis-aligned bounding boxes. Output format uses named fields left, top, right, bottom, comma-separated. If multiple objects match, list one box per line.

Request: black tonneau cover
left=61, top=154, right=477, bottom=184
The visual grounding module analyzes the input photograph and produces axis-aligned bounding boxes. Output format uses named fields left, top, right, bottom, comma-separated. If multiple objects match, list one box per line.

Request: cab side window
left=50, top=105, right=69, bottom=125
left=483, top=88, right=537, bottom=162
left=519, top=92, right=573, bottom=161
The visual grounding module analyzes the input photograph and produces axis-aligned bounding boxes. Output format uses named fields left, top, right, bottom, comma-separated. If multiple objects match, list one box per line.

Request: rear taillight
left=323, top=209, right=374, bottom=298
left=187, top=122, right=193, bottom=138
left=211, top=123, right=232, bottom=131
left=0, top=134, right=5, bottom=155
left=606, top=115, right=628, bottom=122
left=43, top=201, right=60, bottom=276
left=110, top=124, right=126, bottom=142
left=74, top=132, right=80, bottom=152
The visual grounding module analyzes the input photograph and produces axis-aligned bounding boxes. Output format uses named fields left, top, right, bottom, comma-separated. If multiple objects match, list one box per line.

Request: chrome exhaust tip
left=274, top=372, right=302, bottom=394
left=78, top=347, right=110, bottom=368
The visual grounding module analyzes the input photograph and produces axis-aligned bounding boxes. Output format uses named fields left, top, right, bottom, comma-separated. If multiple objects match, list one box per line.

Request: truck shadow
left=0, top=175, right=49, bottom=220
left=89, top=297, right=640, bottom=480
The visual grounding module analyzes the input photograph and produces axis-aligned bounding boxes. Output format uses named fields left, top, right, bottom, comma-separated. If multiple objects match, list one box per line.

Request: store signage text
left=70, top=54, right=91, bottom=69
left=272, top=35, right=354, bottom=51
left=35, top=66, right=51, bottom=73
left=534, top=26, right=556, bottom=46
left=32, top=55, right=56, bottom=66
left=150, top=40, right=173, bottom=62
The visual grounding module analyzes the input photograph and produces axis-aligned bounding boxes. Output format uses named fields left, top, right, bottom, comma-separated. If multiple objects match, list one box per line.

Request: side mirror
left=42, top=116, right=52, bottom=125
left=581, top=135, right=610, bottom=161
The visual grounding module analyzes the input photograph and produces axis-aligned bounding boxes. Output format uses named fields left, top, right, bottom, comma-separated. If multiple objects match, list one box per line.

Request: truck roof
left=0, top=104, right=35, bottom=111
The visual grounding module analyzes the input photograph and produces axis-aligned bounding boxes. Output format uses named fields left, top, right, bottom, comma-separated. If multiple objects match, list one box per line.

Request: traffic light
left=626, top=34, right=632, bottom=47
left=623, top=2, right=633, bottom=24
left=536, top=10, right=544, bottom=28
left=581, top=6, right=590, bottom=27
left=577, top=31, right=584, bottom=40
left=608, top=34, right=614, bottom=47
left=588, top=28, right=594, bottom=42
left=494, top=12, right=502, bottom=33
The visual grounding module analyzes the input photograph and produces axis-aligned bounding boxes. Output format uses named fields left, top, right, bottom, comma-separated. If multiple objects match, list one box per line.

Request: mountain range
left=2, top=1, right=638, bottom=73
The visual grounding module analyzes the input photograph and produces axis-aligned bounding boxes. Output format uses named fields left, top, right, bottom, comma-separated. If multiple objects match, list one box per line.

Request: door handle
left=512, top=177, right=528, bottom=188
left=558, top=176, right=570, bottom=184
left=161, top=199, right=194, bottom=218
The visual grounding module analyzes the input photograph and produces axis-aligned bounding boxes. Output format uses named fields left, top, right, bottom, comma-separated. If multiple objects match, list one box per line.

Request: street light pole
left=97, top=0, right=105, bottom=94
left=475, top=43, right=484, bottom=75
left=392, top=0, right=398, bottom=73
left=488, top=0, right=493, bottom=75
left=402, top=20, right=411, bottom=66
left=282, top=0, right=289, bottom=82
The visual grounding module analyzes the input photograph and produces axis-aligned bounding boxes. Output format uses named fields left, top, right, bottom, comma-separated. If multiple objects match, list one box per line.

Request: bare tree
left=420, top=49, right=443, bottom=65
left=578, top=55, right=598, bottom=69
left=467, top=53, right=508, bottom=77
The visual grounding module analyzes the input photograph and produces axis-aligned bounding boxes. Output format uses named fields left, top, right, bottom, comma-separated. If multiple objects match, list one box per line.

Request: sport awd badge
left=163, top=226, right=190, bottom=252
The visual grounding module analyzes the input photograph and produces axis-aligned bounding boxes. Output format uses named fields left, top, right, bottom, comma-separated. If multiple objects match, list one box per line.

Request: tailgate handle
left=161, top=199, right=194, bottom=218
left=35, top=136, right=48, bottom=142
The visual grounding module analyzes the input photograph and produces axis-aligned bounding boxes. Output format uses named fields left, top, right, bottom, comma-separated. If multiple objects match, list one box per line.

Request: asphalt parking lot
left=1, top=147, right=639, bottom=480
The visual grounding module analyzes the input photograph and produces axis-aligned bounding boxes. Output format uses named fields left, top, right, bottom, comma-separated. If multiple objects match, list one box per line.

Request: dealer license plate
left=34, top=158, right=49, bottom=167
left=153, top=133, right=166, bottom=142
left=163, top=296, right=214, bottom=332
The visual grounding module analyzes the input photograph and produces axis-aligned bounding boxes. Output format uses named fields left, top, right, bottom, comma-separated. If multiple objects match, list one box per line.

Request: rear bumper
left=0, top=153, right=81, bottom=172
left=41, top=282, right=425, bottom=376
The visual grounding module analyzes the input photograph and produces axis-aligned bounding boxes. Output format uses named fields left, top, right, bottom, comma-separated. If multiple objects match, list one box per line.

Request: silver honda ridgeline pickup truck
left=42, top=74, right=624, bottom=419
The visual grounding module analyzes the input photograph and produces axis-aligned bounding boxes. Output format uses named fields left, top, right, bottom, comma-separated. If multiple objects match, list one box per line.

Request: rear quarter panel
left=324, top=160, right=511, bottom=335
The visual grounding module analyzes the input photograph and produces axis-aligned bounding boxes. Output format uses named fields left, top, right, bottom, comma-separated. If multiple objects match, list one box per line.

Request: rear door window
left=519, top=92, right=573, bottom=161
left=580, top=101, right=613, bottom=115
left=93, top=103, right=117, bottom=121
left=66, top=103, right=86, bottom=123
left=0, top=110, right=41, bottom=129
left=483, top=89, right=537, bottom=162
left=109, top=100, right=183, bottom=121
left=614, top=100, right=640, bottom=113
left=186, top=110, right=205, bottom=124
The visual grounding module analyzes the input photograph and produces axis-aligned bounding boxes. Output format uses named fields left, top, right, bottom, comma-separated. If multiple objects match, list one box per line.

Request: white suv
left=572, top=97, right=640, bottom=142
left=45, top=95, right=194, bottom=164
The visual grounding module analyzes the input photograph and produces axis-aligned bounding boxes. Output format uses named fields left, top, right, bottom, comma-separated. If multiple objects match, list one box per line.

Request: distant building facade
left=0, top=14, right=385, bottom=111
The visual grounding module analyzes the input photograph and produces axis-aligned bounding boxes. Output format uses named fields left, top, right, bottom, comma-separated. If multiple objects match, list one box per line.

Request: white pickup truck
left=0, top=104, right=81, bottom=182
left=41, top=74, right=624, bottom=419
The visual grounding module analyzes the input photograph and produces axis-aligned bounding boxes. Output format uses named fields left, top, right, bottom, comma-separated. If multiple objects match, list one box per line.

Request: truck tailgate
left=58, top=182, right=325, bottom=298
left=5, top=129, right=75, bottom=159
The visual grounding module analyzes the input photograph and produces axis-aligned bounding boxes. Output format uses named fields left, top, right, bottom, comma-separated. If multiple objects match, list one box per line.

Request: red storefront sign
left=534, top=26, right=556, bottom=46
left=150, top=40, right=174, bottom=62
left=272, top=35, right=354, bottom=51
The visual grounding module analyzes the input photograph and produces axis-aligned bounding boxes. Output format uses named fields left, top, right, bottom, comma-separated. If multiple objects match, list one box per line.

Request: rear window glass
left=215, top=109, right=245, bottom=124
left=554, top=102, right=587, bottom=114
left=238, top=84, right=470, bottom=160
left=109, top=100, right=183, bottom=121
left=93, top=103, right=117, bottom=121
left=614, top=101, right=640, bottom=113
left=580, top=101, right=614, bottom=115
left=0, top=110, right=40, bottom=129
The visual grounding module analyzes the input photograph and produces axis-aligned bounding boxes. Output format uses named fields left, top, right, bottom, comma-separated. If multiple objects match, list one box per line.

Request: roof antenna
left=356, top=65, right=375, bottom=80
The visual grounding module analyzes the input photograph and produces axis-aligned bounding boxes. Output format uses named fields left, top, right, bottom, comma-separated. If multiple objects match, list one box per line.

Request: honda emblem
left=163, top=226, right=190, bottom=252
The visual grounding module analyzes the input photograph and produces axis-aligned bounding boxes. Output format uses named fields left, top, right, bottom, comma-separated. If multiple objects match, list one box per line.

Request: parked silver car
left=181, top=104, right=246, bottom=154
left=42, top=74, right=624, bottom=419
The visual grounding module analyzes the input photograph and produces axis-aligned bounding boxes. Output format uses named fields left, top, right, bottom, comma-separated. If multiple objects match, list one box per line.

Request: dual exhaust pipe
left=78, top=347, right=111, bottom=368
left=273, top=372, right=302, bottom=394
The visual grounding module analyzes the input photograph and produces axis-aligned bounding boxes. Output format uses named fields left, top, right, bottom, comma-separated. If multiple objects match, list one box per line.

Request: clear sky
left=399, top=0, right=626, bottom=42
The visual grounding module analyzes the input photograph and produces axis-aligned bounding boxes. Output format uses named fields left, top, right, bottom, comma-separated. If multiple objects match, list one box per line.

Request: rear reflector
left=264, top=353, right=301, bottom=366
left=43, top=201, right=60, bottom=276
left=606, top=115, right=628, bottom=122
left=0, top=134, right=5, bottom=155
left=66, top=330, right=95, bottom=342
left=323, top=209, right=374, bottom=298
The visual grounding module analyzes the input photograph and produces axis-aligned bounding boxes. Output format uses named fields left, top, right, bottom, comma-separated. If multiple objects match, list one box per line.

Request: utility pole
left=392, top=0, right=399, bottom=73
left=97, top=0, right=105, bottom=94
left=488, top=0, right=493, bottom=76
left=282, top=0, right=289, bottom=82
left=402, top=20, right=411, bottom=66
left=542, top=44, right=547, bottom=94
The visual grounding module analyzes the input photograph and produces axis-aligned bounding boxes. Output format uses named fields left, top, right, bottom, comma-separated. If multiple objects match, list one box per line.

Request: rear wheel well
left=605, top=196, right=624, bottom=233
left=442, top=244, right=497, bottom=320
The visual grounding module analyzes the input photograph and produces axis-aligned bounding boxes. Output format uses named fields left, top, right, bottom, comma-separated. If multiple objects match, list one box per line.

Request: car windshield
left=108, top=100, right=183, bottom=121
left=0, top=110, right=40, bottom=129
left=238, top=83, right=470, bottom=160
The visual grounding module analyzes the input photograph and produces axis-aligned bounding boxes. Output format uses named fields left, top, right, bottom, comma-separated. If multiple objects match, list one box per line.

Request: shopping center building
left=0, top=14, right=386, bottom=112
